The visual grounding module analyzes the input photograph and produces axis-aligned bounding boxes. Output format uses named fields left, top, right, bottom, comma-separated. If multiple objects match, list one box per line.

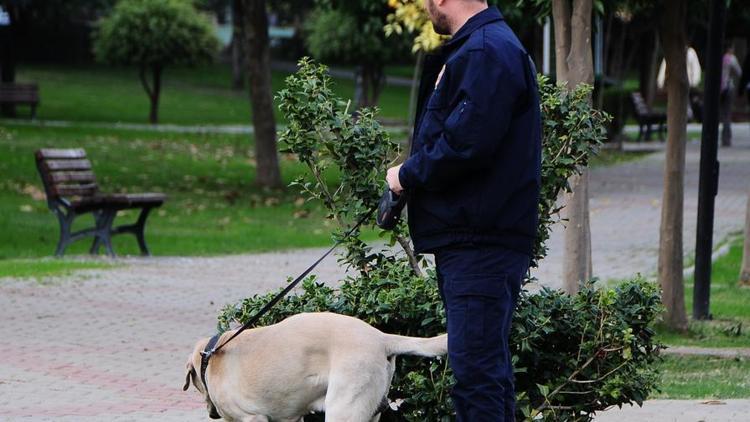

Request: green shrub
left=217, top=59, right=661, bottom=421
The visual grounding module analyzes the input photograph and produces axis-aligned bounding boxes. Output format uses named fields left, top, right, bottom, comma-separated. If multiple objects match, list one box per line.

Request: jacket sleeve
left=399, top=50, right=528, bottom=192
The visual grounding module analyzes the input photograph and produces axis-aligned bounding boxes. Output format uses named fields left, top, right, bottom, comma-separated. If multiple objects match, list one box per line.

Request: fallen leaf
left=21, top=184, right=46, bottom=201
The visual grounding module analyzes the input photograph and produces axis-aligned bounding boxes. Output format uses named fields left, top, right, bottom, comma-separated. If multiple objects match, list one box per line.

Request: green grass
left=656, top=237, right=750, bottom=348
left=0, top=258, right=114, bottom=279
left=590, top=149, right=651, bottom=168
left=655, top=355, right=750, bottom=399
left=15, top=63, right=411, bottom=125
left=0, top=124, right=362, bottom=260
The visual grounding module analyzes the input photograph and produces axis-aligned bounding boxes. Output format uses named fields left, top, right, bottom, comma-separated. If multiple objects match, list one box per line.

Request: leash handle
left=207, top=207, right=376, bottom=356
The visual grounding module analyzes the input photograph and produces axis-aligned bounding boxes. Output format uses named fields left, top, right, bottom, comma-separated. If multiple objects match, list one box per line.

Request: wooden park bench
left=630, top=92, right=666, bottom=142
left=35, top=148, right=166, bottom=257
left=0, top=83, right=39, bottom=119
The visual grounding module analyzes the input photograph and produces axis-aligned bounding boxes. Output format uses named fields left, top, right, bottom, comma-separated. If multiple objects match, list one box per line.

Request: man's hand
left=386, top=164, right=404, bottom=194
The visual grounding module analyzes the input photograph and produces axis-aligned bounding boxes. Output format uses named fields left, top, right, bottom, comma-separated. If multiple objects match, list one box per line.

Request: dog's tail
left=382, top=333, right=447, bottom=357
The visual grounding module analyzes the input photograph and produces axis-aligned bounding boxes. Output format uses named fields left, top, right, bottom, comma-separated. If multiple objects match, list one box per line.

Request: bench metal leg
left=53, top=209, right=75, bottom=257
left=89, top=211, right=104, bottom=255
left=89, top=210, right=117, bottom=257
left=101, top=211, right=116, bottom=257
left=134, top=207, right=153, bottom=256
left=111, top=207, right=156, bottom=256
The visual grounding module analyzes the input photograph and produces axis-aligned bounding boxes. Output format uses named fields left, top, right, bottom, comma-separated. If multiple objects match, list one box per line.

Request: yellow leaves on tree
left=384, top=0, right=447, bottom=53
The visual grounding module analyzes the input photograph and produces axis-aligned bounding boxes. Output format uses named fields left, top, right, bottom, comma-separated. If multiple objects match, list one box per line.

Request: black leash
left=199, top=207, right=376, bottom=393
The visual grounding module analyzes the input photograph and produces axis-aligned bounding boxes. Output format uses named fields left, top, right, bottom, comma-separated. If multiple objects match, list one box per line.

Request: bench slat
left=0, top=83, right=38, bottom=89
left=36, top=149, right=87, bottom=160
left=0, top=95, right=39, bottom=101
left=44, top=159, right=92, bottom=171
left=48, top=171, right=97, bottom=184
left=0, top=83, right=40, bottom=104
left=53, top=183, right=98, bottom=197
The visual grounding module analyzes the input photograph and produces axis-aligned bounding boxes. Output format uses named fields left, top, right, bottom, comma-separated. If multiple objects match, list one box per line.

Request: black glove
left=376, top=185, right=407, bottom=230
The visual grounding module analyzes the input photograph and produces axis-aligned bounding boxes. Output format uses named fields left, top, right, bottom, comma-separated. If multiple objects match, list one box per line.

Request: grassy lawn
left=0, top=124, right=371, bottom=274
left=0, top=258, right=115, bottom=279
left=655, top=355, right=750, bottom=399
left=656, top=237, right=750, bottom=348
left=15, top=63, right=411, bottom=125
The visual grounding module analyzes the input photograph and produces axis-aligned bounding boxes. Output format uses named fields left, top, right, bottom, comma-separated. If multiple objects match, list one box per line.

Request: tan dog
left=184, top=312, right=447, bottom=422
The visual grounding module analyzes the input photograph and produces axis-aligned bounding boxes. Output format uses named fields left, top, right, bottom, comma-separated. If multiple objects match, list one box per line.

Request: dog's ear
left=183, top=361, right=196, bottom=391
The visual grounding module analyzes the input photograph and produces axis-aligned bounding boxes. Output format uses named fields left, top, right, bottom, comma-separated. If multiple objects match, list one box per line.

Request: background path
left=1, top=131, right=749, bottom=420
left=533, top=128, right=750, bottom=288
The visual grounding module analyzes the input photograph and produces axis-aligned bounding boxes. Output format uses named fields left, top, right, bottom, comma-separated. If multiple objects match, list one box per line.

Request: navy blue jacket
left=399, top=6, right=541, bottom=256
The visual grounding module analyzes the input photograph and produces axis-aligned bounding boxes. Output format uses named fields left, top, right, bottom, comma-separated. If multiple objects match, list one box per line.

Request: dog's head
left=184, top=337, right=222, bottom=419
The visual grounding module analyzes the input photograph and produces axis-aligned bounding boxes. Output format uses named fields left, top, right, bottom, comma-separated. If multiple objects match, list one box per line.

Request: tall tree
left=306, top=0, right=409, bottom=109
left=231, top=0, right=245, bottom=91
left=0, top=1, right=17, bottom=117
left=241, top=0, right=282, bottom=188
left=93, top=0, right=218, bottom=124
left=657, top=0, right=689, bottom=330
left=552, top=0, right=595, bottom=294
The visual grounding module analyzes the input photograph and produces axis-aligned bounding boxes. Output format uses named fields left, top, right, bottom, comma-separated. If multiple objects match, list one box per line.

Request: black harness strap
left=199, top=208, right=376, bottom=403
left=199, top=332, right=222, bottom=410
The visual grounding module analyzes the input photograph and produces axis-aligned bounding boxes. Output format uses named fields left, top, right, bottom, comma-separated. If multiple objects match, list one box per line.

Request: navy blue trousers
left=434, top=245, right=529, bottom=422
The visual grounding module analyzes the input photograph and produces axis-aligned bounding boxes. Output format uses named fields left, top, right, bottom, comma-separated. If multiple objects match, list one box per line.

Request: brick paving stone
left=1, top=128, right=749, bottom=420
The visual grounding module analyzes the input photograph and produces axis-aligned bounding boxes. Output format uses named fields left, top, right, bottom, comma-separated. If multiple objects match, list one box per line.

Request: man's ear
left=183, top=362, right=196, bottom=391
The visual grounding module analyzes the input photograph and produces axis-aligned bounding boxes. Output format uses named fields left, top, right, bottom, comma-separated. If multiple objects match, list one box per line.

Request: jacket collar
left=443, top=6, right=504, bottom=48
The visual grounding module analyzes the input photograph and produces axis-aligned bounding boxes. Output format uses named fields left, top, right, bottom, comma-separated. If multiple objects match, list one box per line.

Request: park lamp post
left=693, top=0, right=727, bottom=321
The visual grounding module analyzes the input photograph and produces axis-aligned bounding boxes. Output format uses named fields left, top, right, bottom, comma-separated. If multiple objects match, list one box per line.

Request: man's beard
left=427, top=0, right=451, bottom=35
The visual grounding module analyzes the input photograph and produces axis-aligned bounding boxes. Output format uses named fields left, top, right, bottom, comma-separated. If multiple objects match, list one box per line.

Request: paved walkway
left=1, top=131, right=750, bottom=420
left=532, top=125, right=750, bottom=289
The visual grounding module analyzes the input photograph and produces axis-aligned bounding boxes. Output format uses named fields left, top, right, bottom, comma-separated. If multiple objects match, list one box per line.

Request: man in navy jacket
left=386, top=1, right=541, bottom=420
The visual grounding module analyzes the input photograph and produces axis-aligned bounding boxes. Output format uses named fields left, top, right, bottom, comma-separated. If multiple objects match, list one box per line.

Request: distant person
left=720, top=44, right=742, bottom=146
left=657, top=46, right=702, bottom=120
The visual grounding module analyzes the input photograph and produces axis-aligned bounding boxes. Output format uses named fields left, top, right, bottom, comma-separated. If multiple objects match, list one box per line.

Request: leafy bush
left=217, top=59, right=661, bottom=421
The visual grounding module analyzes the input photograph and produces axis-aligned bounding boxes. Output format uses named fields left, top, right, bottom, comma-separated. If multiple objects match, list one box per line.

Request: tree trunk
left=740, top=190, right=750, bottom=286
left=139, top=65, right=161, bottom=125
left=657, top=0, right=689, bottom=331
left=231, top=0, right=245, bottom=91
left=554, top=0, right=594, bottom=294
left=0, top=2, right=17, bottom=117
left=357, top=64, right=384, bottom=109
left=150, top=65, right=161, bottom=125
left=242, top=0, right=283, bottom=189
left=639, top=30, right=660, bottom=106
left=552, top=0, right=571, bottom=83
left=369, top=65, right=385, bottom=107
